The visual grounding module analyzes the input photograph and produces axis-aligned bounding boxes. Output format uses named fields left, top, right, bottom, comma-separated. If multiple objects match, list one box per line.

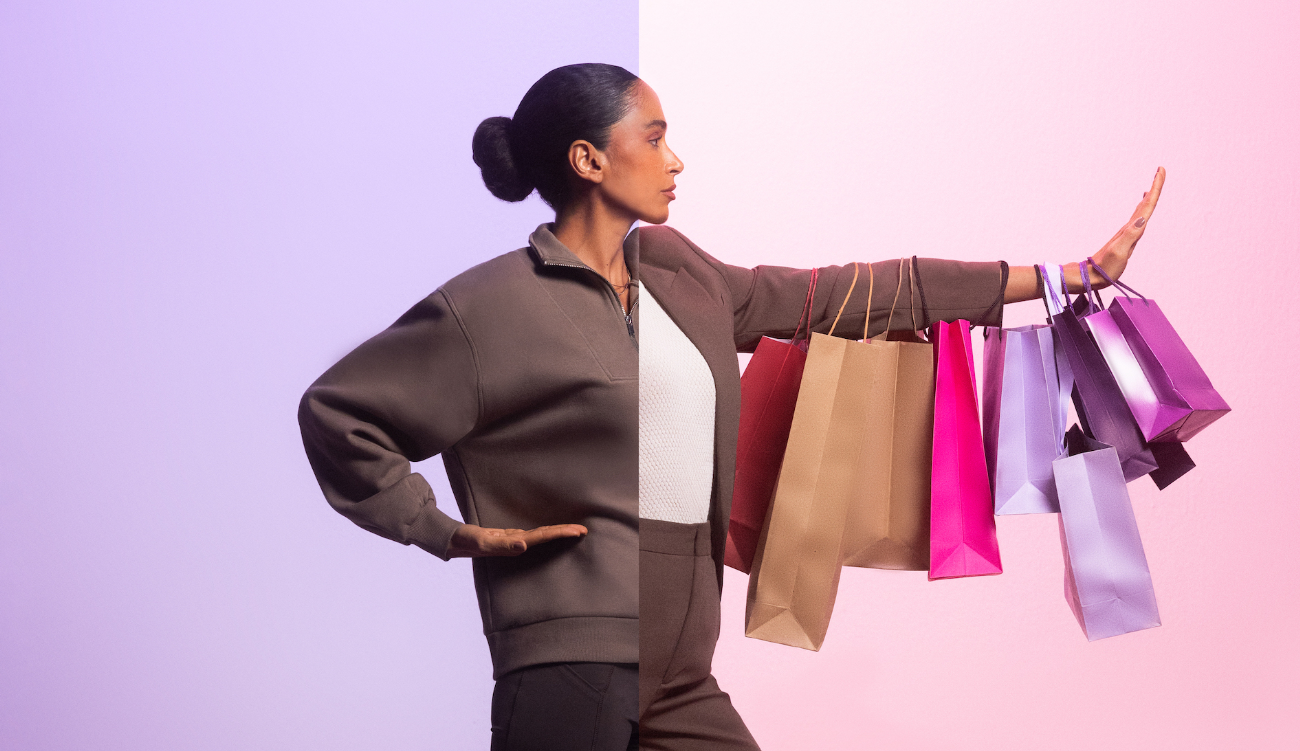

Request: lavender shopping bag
left=1054, top=425, right=1162, bottom=640
left=1087, top=261, right=1230, bottom=443
left=983, top=271, right=1074, bottom=515
left=929, top=319, right=1002, bottom=579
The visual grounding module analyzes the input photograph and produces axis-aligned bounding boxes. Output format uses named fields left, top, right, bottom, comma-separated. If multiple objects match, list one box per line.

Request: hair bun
left=472, top=116, right=533, bottom=202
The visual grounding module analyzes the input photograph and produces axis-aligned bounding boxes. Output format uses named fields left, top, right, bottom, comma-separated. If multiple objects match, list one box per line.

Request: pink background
left=4, top=1, right=1296, bottom=748
left=642, top=1, right=1298, bottom=749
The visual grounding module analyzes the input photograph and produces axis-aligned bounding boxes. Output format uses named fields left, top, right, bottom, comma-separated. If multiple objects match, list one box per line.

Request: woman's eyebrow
left=644, top=119, right=667, bottom=131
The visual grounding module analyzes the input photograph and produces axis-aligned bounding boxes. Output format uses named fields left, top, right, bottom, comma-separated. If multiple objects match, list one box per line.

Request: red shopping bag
left=726, top=270, right=819, bottom=573
left=929, top=319, right=1002, bottom=579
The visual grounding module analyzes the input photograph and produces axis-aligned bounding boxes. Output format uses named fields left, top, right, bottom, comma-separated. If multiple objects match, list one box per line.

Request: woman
left=298, top=63, right=1163, bottom=751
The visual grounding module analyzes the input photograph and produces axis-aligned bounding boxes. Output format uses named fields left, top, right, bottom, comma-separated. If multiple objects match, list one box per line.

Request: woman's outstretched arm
left=1005, top=167, right=1166, bottom=302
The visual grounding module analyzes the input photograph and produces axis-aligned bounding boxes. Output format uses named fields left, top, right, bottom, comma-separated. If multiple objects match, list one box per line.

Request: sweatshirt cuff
left=401, top=474, right=463, bottom=561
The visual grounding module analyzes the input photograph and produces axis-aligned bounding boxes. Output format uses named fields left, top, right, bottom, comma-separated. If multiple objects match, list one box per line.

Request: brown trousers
left=639, top=519, right=762, bottom=750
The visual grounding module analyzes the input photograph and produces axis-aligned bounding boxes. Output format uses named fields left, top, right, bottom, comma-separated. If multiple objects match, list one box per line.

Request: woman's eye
left=650, top=138, right=661, bottom=147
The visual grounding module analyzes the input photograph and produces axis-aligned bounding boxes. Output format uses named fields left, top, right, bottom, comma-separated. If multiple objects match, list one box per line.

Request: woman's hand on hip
left=1090, top=166, right=1166, bottom=285
left=447, top=523, right=589, bottom=558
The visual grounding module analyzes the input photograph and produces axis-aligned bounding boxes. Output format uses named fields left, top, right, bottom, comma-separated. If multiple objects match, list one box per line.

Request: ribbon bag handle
left=1041, top=263, right=1069, bottom=317
left=1087, top=258, right=1148, bottom=303
left=1078, top=260, right=1105, bottom=312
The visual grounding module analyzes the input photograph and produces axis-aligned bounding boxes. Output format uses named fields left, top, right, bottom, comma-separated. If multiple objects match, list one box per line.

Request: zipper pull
left=625, top=312, right=635, bottom=338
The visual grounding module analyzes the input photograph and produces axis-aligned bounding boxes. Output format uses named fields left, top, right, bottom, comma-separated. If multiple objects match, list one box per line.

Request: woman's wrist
left=1004, top=258, right=1113, bottom=305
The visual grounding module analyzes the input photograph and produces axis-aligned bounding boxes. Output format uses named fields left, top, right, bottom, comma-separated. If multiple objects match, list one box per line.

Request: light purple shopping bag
left=1088, top=261, right=1230, bottom=442
left=1054, top=425, right=1161, bottom=641
left=984, top=269, right=1074, bottom=515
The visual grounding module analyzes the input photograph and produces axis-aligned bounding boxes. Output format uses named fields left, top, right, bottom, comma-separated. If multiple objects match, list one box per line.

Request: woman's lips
left=663, top=185, right=676, bottom=200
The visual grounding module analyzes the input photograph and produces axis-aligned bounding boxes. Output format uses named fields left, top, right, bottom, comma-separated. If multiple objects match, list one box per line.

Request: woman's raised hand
left=447, top=523, right=589, bottom=558
left=1090, top=167, right=1166, bottom=285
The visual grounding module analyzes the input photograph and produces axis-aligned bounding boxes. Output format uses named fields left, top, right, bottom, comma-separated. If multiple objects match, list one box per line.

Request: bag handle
left=1039, top=263, right=1069, bottom=317
left=882, top=257, right=908, bottom=334
left=1087, top=258, right=1148, bottom=302
left=1078, top=260, right=1105, bottom=311
left=828, top=262, right=863, bottom=338
left=792, top=268, right=820, bottom=345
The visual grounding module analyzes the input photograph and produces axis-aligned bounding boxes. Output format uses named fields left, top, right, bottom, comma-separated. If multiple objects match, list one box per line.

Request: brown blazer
left=634, top=225, right=1007, bottom=590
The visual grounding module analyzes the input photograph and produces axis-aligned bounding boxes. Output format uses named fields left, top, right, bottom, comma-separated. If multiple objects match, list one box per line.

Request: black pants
left=490, top=662, right=638, bottom=751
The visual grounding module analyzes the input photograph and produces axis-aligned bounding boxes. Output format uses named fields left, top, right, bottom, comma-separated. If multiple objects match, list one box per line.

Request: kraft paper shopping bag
left=839, top=260, right=934, bottom=572
left=746, top=265, right=867, bottom=651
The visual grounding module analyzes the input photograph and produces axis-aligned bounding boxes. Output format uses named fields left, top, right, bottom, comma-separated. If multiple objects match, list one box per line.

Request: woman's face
left=595, top=81, right=684, bottom=225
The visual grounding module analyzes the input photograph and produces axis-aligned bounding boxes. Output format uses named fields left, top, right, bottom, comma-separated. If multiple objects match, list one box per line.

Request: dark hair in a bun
left=472, top=63, right=640, bottom=210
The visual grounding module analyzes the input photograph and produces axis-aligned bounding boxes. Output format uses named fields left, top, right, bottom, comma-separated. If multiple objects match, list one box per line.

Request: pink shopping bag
left=929, top=319, right=1002, bottom=579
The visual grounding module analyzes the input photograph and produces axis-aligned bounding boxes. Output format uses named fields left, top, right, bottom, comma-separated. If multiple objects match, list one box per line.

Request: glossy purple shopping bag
left=1054, top=425, right=1161, bottom=641
left=930, top=319, right=1002, bottom=579
left=1053, top=271, right=1158, bottom=482
left=983, top=271, right=1074, bottom=515
left=1086, top=261, right=1230, bottom=443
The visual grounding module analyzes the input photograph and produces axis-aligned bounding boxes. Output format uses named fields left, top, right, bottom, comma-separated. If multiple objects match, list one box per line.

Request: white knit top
left=638, top=287, right=716, bottom=524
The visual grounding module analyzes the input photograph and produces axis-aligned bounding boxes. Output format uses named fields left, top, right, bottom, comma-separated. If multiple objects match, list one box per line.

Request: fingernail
left=1134, top=217, right=1147, bottom=228
left=511, top=542, right=525, bottom=551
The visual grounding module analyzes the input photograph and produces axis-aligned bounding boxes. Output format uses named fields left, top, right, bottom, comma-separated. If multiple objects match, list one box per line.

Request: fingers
left=520, top=524, right=589, bottom=548
left=1130, top=166, right=1165, bottom=225
left=452, top=523, right=588, bottom=557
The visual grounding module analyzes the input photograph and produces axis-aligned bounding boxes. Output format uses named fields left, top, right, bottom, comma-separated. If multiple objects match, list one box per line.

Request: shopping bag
left=727, top=270, right=819, bottom=573
left=1087, top=260, right=1230, bottom=443
left=746, top=265, right=867, bottom=651
left=982, top=269, right=1073, bottom=515
left=1052, top=267, right=1158, bottom=482
left=839, top=260, right=934, bottom=572
left=1054, top=425, right=1162, bottom=640
left=929, top=319, right=1002, bottom=579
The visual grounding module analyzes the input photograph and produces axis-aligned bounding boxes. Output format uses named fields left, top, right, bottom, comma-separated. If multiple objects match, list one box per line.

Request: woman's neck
left=553, top=198, right=635, bottom=284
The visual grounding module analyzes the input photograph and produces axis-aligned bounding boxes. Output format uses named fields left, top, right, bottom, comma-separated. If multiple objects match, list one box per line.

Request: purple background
left=0, top=2, right=636, bottom=748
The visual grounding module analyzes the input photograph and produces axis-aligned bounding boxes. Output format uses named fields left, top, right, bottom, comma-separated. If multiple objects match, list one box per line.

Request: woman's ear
left=568, top=140, right=606, bottom=185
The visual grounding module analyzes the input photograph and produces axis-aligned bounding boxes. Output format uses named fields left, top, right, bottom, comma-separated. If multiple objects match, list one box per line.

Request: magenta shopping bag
left=727, top=270, right=818, bottom=573
left=1052, top=269, right=1158, bottom=483
left=982, top=274, right=1073, bottom=515
left=929, top=319, right=1002, bottom=579
left=1055, top=425, right=1162, bottom=641
left=1088, top=261, right=1230, bottom=443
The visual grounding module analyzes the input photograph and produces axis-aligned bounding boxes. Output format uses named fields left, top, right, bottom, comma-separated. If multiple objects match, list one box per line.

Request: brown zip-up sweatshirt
left=299, top=223, right=1006, bottom=679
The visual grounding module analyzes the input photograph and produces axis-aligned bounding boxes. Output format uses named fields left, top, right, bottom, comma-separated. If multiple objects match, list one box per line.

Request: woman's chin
left=640, top=207, right=672, bottom=225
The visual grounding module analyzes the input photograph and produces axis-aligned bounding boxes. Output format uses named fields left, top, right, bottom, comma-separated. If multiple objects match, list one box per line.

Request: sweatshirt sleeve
left=297, top=289, right=481, bottom=561
left=665, top=228, right=1007, bottom=352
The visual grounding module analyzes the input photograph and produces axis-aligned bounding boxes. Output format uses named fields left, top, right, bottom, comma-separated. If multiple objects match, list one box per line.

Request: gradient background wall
left=1, top=1, right=1295, bottom=750
left=0, top=2, right=636, bottom=749
left=641, top=1, right=1299, bottom=750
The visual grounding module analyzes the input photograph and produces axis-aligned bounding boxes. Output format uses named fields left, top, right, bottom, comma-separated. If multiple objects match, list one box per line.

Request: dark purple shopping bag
left=1051, top=268, right=1158, bottom=483
left=1088, top=260, right=1230, bottom=443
